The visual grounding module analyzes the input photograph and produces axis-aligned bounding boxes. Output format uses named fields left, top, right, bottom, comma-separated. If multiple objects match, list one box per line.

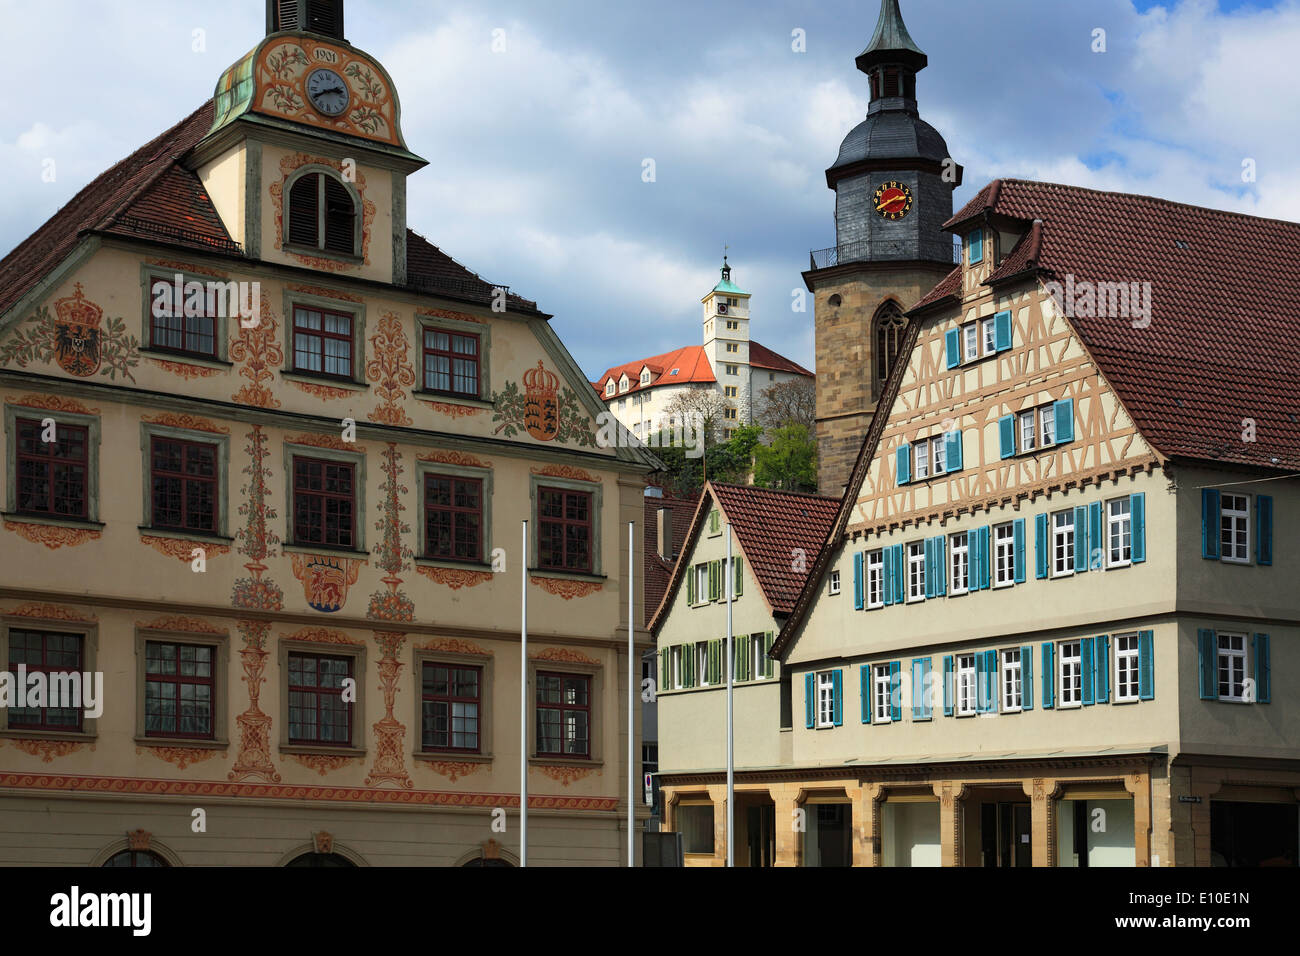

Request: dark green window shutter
left=709, top=510, right=720, bottom=534
left=832, top=669, right=843, bottom=726
left=1013, top=518, right=1026, bottom=583
left=681, top=644, right=693, bottom=688
left=1035, top=513, right=1049, bottom=579
left=805, top=673, right=815, bottom=728
left=1256, top=496, right=1273, bottom=566
left=1198, top=629, right=1216, bottom=699
left=1021, top=645, right=1034, bottom=710
left=860, top=664, right=870, bottom=723
left=943, top=655, right=954, bottom=716
left=853, top=552, right=865, bottom=610
left=994, top=309, right=1012, bottom=351
left=708, top=561, right=719, bottom=601
left=732, top=635, right=744, bottom=683
left=945, top=328, right=961, bottom=369
left=713, top=639, right=724, bottom=684
left=687, top=565, right=696, bottom=604
left=733, top=556, right=743, bottom=598
left=999, top=415, right=1016, bottom=459
left=1081, top=638, right=1095, bottom=705
left=1095, top=635, right=1110, bottom=704
left=1088, top=502, right=1104, bottom=570
left=1131, top=493, right=1147, bottom=564
left=1073, top=505, right=1089, bottom=574
left=1253, top=633, right=1271, bottom=704
left=1138, top=630, right=1155, bottom=700
left=897, top=443, right=911, bottom=485
left=1054, top=399, right=1075, bottom=444
left=1202, top=490, right=1221, bottom=560
left=1042, top=642, right=1055, bottom=709
left=764, top=632, right=775, bottom=678
left=889, top=661, right=902, bottom=722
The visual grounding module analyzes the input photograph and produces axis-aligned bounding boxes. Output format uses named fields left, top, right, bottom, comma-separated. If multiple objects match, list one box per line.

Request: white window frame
left=962, top=323, right=978, bottom=362
left=1001, top=648, right=1022, bottom=713
left=981, top=316, right=997, bottom=356
left=1107, top=498, right=1132, bottom=568
left=1217, top=632, right=1248, bottom=702
left=1039, top=404, right=1056, bottom=447
left=1052, top=510, right=1075, bottom=578
left=694, top=564, right=708, bottom=606
left=671, top=646, right=683, bottom=689
left=816, top=671, right=836, bottom=728
left=1059, top=641, right=1082, bottom=708
left=1113, top=632, right=1140, bottom=703
left=949, top=532, right=969, bottom=595
left=866, top=550, right=884, bottom=609
left=1220, top=494, right=1250, bottom=564
left=955, top=654, right=977, bottom=716
left=873, top=663, right=892, bottom=724
left=1018, top=409, right=1036, bottom=454
left=914, top=441, right=930, bottom=481
left=828, top=569, right=841, bottom=596
left=907, top=541, right=926, bottom=603
left=993, top=522, right=1016, bottom=588
left=605, top=380, right=615, bottom=397
left=750, top=634, right=766, bottom=682
left=697, top=644, right=710, bottom=687
left=932, top=435, right=946, bottom=475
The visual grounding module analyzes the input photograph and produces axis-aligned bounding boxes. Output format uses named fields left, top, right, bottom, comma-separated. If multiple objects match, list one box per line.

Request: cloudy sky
left=1, top=0, right=1297, bottom=378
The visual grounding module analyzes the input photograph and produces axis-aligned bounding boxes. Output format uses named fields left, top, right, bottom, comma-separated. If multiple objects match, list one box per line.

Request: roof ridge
left=712, top=482, right=838, bottom=503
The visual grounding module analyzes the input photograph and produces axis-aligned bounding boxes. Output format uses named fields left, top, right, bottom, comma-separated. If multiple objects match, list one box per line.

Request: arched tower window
left=874, top=301, right=908, bottom=394
left=103, top=850, right=169, bottom=868
left=287, top=170, right=357, bottom=256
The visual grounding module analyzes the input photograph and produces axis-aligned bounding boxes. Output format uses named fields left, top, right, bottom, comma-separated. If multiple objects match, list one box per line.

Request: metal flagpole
left=520, top=519, right=528, bottom=867
left=726, top=525, right=734, bottom=867
left=627, top=520, right=635, bottom=867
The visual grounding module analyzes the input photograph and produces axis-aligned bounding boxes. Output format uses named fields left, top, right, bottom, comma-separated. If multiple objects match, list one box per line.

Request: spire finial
left=721, top=244, right=731, bottom=280
left=856, top=0, right=927, bottom=75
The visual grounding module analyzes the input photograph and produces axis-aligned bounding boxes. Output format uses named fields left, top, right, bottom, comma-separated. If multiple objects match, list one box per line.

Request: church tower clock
left=805, top=0, right=961, bottom=496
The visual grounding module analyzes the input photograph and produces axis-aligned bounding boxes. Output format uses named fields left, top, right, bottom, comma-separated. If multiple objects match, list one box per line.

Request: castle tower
left=805, top=0, right=962, bottom=496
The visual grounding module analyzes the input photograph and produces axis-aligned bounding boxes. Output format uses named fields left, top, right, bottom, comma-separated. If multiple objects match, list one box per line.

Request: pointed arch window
left=286, top=170, right=358, bottom=257
left=874, top=301, right=908, bottom=391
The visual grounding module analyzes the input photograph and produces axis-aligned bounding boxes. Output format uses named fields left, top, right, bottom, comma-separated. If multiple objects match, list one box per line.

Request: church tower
left=806, top=0, right=961, bottom=496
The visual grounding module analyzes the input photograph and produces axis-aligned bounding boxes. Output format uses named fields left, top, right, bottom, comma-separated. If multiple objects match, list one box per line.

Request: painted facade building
left=0, top=0, right=658, bottom=867
left=594, top=262, right=813, bottom=443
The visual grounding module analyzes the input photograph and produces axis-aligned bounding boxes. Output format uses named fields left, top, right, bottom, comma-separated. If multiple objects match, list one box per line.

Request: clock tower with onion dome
left=804, top=0, right=962, bottom=496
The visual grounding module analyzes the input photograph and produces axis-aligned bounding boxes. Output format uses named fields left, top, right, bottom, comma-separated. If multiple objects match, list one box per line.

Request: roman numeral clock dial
left=307, top=68, right=350, bottom=117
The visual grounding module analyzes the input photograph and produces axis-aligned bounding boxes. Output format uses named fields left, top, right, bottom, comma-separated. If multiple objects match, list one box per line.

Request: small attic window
left=640, top=370, right=652, bottom=386
left=619, top=376, right=629, bottom=393
left=605, top=380, right=615, bottom=397
left=967, top=229, right=984, bottom=265
left=671, top=369, right=680, bottom=376
left=828, top=294, right=843, bottom=308
left=883, top=69, right=900, bottom=98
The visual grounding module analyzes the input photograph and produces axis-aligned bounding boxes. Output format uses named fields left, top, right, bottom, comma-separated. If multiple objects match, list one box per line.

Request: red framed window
left=536, top=672, right=590, bottom=758
left=15, top=418, right=88, bottom=520
left=424, top=474, right=483, bottom=562
left=7, top=630, right=84, bottom=732
left=538, top=487, right=592, bottom=573
left=292, top=306, right=354, bottom=379
left=422, top=329, right=480, bottom=398
left=150, top=437, right=218, bottom=534
left=287, top=652, right=353, bottom=746
left=292, top=457, right=356, bottom=549
left=144, top=641, right=215, bottom=739
left=420, top=663, right=482, bottom=753
left=149, top=277, right=217, bottom=358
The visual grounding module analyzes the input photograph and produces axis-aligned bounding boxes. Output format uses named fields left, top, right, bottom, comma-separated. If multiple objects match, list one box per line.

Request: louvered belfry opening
left=287, top=173, right=356, bottom=255
left=269, top=0, right=345, bottom=40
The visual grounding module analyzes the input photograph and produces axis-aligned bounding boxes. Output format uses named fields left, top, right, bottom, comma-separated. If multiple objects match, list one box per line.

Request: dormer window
left=605, top=380, right=615, bottom=398
left=967, top=229, right=984, bottom=265
left=287, top=170, right=358, bottom=257
left=640, top=370, right=651, bottom=386
left=619, top=375, right=629, bottom=393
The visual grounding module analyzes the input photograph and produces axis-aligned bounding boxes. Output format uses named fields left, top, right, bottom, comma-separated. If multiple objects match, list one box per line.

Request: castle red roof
left=595, top=342, right=811, bottom=399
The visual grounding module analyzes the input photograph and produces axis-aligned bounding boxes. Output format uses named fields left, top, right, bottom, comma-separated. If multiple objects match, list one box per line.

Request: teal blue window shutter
left=1202, top=490, right=1220, bottom=560
left=920, top=658, right=933, bottom=719
left=1021, top=645, right=1034, bottom=710
left=889, top=661, right=902, bottom=722
left=832, top=669, right=843, bottom=726
left=912, top=659, right=925, bottom=720
left=994, top=309, right=1012, bottom=352
left=1042, top=643, right=1055, bottom=709
left=1198, top=629, right=1216, bottom=700
left=883, top=547, right=895, bottom=606
left=1131, top=493, right=1147, bottom=564
left=923, top=538, right=935, bottom=600
left=1054, top=399, right=1075, bottom=444
left=853, top=552, right=865, bottom=610
left=946, top=430, right=963, bottom=472
left=1088, top=502, right=1104, bottom=570
left=860, top=664, right=870, bottom=723
left=1035, top=513, right=1049, bottom=579
left=975, top=652, right=987, bottom=712
left=1095, top=635, right=1110, bottom=704
left=805, top=673, right=815, bottom=728
left=985, top=650, right=998, bottom=712
left=999, top=415, right=1016, bottom=459
left=1073, top=505, right=1089, bottom=574
left=892, top=544, right=906, bottom=604
left=1253, top=634, right=1271, bottom=703
left=942, top=655, right=954, bottom=716
left=1138, top=630, right=1155, bottom=700
left=1081, top=638, right=1095, bottom=705
left=945, top=328, right=961, bottom=369
left=897, top=444, right=911, bottom=485
left=977, top=526, right=991, bottom=590
left=1013, top=518, right=1026, bottom=584
left=969, top=229, right=984, bottom=264
left=1256, top=495, right=1273, bottom=566
left=933, top=536, right=947, bottom=595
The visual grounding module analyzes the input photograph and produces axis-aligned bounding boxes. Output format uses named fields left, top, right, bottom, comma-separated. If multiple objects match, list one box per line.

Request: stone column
left=935, top=782, right=962, bottom=867
left=1024, top=777, right=1054, bottom=867
left=1126, top=771, right=1152, bottom=867
left=774, top=786, right=800, bottom=867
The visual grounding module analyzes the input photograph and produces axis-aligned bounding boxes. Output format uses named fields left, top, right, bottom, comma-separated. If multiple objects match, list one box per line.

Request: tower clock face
left=306, top=68, right=350, bottom=117
left=875, top=181, right=914, bottom=221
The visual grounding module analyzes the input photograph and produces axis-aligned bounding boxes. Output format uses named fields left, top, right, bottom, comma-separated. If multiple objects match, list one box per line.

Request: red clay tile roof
left=643, top=493, right=698, bottom=626
left=0, top=100, right=539, bottom=320
left=929, top=179, right=1300, bottom=472
left=595, top=341, right=811, bottom=398
left=911, top=264, right=961, bottom=311
left=749, top=341, right=814, bottom=376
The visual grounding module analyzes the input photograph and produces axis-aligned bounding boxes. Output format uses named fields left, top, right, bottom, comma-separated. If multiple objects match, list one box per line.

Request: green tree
left=753, top=424, right=818, bottom=493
